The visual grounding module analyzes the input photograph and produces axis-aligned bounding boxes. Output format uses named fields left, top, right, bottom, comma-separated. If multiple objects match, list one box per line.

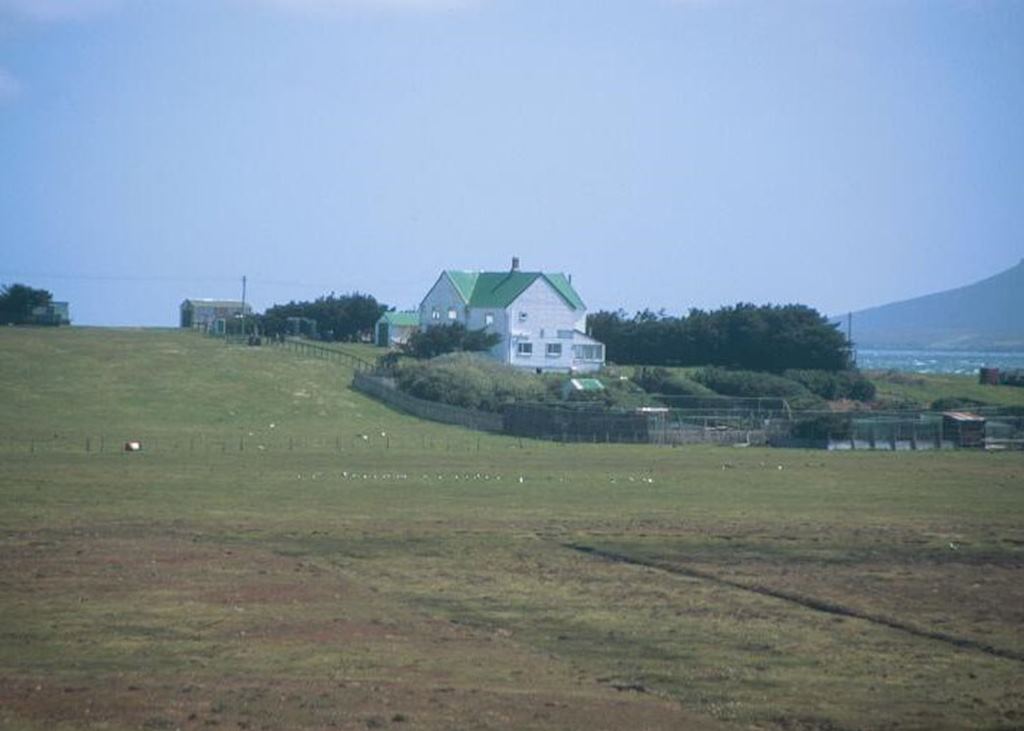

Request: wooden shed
left=942, top=412, right=986, bottom=449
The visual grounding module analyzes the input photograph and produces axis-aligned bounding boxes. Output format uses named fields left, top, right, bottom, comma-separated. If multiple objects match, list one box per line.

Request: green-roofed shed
left=376, top=310, right=420, bottom=347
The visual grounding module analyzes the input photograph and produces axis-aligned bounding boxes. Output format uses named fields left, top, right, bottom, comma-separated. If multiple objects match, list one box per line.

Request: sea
left=855, top=349, right=1024, bottom=375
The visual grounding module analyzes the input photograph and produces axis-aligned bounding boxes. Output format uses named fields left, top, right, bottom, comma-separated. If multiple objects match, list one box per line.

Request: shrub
left=930, top=397, right=986, bottom=412
left=393, top=353, right=545, bottom=412
left=693, top=367, right=825, bottom=410
left=403, top=323, right=500, bottom=359
left=791, top=413, right=852, bottom=440
left=632, top=367, right=716, bottom=397
left=784, top=369, right=876, bottom=402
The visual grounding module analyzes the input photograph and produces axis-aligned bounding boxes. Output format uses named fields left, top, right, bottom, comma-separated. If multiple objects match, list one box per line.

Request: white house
left=418, top=258, right=605, bottom=373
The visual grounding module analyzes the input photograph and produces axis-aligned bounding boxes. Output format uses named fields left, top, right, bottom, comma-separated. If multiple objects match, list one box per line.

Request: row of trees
left=587, top=304, right=852, bottom=372
left=259, top=293, right=387, bottom=342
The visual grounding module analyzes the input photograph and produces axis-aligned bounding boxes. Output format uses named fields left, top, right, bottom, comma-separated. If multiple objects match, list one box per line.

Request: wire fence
left=0, top=430, right=507, bottom=456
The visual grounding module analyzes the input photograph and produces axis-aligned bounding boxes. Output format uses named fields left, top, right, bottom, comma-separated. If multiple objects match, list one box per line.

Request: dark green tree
left=0, top=284, right=52, bottom=325
left=403, top=323, right=500, bottom=359
left=260, top=292, right=388, bottom=342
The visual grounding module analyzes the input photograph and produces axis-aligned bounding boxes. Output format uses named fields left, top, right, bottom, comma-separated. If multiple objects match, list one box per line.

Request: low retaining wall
left=352, top=372, right=504, bottom=433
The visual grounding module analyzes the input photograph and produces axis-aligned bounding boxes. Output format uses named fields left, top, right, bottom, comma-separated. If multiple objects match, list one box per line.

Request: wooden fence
left=352, top=372, right=504, bottom=433
left=267, top=337, right=375, bottom=372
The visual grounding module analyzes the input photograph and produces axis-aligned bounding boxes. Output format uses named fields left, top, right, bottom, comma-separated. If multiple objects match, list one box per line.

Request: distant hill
left=841, top=259, right=1024, bottom=351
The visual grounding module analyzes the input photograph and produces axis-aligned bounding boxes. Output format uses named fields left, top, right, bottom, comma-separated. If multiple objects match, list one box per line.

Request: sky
left=1, top=0, right=1022, bottom=326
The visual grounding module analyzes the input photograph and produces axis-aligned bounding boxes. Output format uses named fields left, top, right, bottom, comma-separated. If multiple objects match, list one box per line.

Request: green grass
left=1, top=327, right=1023, bottom=731
left=868, top=369, right=1024, bottom=409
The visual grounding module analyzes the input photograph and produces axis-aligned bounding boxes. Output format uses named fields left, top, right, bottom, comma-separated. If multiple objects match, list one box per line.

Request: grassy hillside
left=869, top=369, right=1024, bottom=409
left=1, top=327, right=1023, bottom=731
left=0, top=327, right=499, bottom=450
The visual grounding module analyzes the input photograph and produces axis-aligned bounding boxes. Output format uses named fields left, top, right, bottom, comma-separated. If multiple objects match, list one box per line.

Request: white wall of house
left=465, top=306, right=508, bottom=361
left=418, top=274, right=466, bottom=328
left=503, top=278, right=590, bottom=373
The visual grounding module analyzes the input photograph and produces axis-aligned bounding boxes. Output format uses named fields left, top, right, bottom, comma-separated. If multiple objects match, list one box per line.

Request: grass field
left=868, top=369, right=1024, bottom=409
left=1, top=328, right=1022, bottom=730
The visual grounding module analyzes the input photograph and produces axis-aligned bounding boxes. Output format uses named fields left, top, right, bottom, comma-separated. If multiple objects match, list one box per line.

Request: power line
left=0, top=271, right=343, bottom=289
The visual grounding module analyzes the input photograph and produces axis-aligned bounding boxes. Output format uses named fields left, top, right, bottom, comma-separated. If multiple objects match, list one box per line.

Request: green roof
left=568, top=378, right=605, bottom=391
left=445, top=271, right=480, bottom=303
left=379, top=311, right=419, bottom=327
left=443, top=270, right=585, bottom=310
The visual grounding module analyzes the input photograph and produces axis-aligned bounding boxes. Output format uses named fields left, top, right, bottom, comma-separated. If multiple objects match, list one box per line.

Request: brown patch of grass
left=0, top=523, right=723, bottom=731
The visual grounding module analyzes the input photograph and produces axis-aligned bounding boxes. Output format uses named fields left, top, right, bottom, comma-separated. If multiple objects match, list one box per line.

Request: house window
left=573, top=344, right=603, bottom=361
left=447, top=307, right=457, bottom=321
left=546, top=343, right=562, bottom=358
left=517, top=342, right=533, bottom=357
left=557, top=329, right=574, bottom=339
left=484, top=313, right=494, bottom=326
left=431, top=308, right=440, bottom=321
left=518, top=311, right=528, bottom=323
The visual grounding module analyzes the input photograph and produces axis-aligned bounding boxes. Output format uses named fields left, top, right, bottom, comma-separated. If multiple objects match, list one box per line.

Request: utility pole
left=847, top=312, right=855, bottom=366
left=241, top=275, right=247, bottom=338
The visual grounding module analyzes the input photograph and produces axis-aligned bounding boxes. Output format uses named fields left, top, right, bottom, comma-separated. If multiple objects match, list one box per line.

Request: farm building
left=418, top=257, right=605, bottom=373
left=29, top=301, right=70, bottom=326
left=180, top=299, right=253, bottom=334
left=942, top=411, right=986, bottom=449
left=376, top=311, right=419, bottom=347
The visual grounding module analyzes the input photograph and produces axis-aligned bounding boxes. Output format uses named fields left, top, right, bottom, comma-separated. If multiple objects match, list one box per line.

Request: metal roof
left=942, top=411, right=987, bottom=422
left=442, top=270, right=586, bottom=310
left=378, top=311, right=420, bottom=327
left=181, top=299, right=249, bottom=308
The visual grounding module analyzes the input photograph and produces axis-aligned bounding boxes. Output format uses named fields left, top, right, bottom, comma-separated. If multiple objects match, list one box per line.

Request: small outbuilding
left=29, top=301, right=70, bottom=326
left=376, top=311, right=419, bottom=347
left=942, top=411, right=986, bottom=449
left=180, top=299, right=253, bottom=334
left=561, top=377, right=605, bottom=400
left=979, top=367, right=1000, bottom=385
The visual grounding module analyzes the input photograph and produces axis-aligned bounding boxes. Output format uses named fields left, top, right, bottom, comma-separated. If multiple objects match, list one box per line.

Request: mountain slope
left=844, top=259, right=1024, bottom=350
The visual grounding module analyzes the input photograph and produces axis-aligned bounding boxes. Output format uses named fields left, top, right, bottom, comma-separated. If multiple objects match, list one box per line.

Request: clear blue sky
left=2, top=0, right=1022, bottom=326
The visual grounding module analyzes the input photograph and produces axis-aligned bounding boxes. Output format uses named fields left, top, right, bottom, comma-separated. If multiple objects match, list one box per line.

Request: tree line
left=587, top=304, right=851, bottom=372
left=258, top=292, right=387, bottom=342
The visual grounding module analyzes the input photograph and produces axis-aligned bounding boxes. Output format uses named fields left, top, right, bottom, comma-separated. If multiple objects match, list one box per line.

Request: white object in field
left=124, top=441, right=141, bottom=452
